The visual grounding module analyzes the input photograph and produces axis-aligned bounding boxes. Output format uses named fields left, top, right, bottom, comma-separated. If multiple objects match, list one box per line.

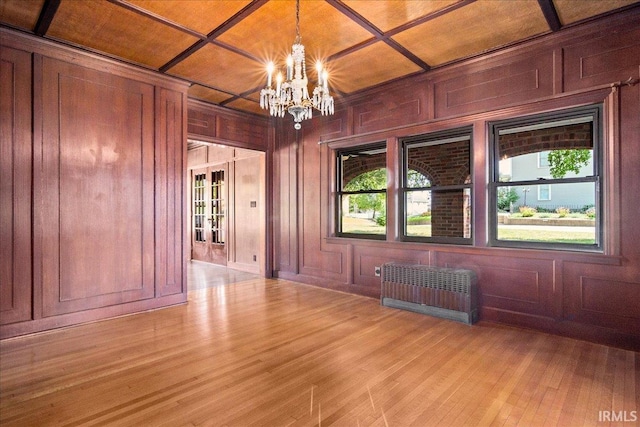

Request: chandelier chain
left=295, top=0, right=301, bottom=42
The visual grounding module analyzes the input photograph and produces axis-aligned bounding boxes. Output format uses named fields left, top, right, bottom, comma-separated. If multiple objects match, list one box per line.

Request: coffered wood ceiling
left=1, top=0, right=638, bottom=117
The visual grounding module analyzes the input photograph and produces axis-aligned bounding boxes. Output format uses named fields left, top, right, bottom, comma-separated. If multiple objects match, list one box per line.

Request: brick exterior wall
left=498, top=123, right=592, bottom=158
left=407, top=140, right=471, bottom=186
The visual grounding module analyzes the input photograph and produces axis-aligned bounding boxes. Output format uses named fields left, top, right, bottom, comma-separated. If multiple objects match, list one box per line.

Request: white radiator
left=380, top=263, right=478, bottom=324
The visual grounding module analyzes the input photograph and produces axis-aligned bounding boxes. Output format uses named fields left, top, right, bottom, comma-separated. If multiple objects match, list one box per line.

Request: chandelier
left=259, top=0, right=334, bottom=130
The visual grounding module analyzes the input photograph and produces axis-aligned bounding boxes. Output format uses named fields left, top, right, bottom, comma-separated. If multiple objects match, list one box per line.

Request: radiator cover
left=380, top=263, right=478, bottom=325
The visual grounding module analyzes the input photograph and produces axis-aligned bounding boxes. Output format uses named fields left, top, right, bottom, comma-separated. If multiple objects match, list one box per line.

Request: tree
left=344, top=168, right=386, bottom=191
left=497, top=187, right=519, bottom=211
left=344, top=168, right=386, bottom=219
left=547, top=149, right=591, bottom=179
left=407, top=169, right=430, bottom=188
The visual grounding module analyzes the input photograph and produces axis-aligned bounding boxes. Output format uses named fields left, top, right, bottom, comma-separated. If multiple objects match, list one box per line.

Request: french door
left=191, top=166, right=227, bottom=265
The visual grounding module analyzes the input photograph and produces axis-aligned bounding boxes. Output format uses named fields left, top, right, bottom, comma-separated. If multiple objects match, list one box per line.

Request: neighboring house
left=406, top=190, right=431, bottom=216
left=508, top=151, right=595, bottom=211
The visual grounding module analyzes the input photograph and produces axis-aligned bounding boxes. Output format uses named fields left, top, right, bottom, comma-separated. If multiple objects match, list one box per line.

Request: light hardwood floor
left=1, top=267, right=638, bottom=426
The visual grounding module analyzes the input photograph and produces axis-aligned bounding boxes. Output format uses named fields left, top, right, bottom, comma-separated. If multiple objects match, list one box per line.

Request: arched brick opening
left=342, top=153, right=386, bottom=186
left=498, top=122, right=593, bottom=159
left=407, top=140, right=471, bottom=238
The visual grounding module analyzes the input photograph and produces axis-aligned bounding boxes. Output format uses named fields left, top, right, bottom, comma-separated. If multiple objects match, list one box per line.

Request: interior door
left=191, top=166, right=227, bottom=265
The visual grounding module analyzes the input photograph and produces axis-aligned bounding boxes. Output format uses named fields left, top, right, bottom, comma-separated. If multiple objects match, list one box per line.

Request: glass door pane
left=210, top=169, right=225, bottom=244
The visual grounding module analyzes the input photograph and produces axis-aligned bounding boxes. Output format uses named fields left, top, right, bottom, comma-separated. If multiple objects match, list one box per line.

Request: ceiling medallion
left=259, top=0, right=334, bottom=130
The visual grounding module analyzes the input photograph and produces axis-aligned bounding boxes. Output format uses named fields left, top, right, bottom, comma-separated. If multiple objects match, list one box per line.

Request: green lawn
left=497, top=227, right=596, bottom=244
left=341, top=217, right=385, bottom=234
left=343, top=216, right=596, bottom=244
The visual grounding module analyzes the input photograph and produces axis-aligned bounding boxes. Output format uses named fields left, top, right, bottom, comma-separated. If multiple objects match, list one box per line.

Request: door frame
left=187, top=141, right=268, bottom=276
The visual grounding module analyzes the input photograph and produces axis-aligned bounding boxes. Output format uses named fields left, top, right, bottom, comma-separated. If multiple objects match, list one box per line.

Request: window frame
left=488, top=105, right=603, bottom=252
left=335, top=142, right=387, bottom=240
left=400, top=127, right=474, bottom=245
left=538, top=151, right=550, bottom=168
left=537, top=184, right=551, bottom=201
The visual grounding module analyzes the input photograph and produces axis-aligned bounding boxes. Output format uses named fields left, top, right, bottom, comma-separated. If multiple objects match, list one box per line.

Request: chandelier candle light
left=259, top=0, right=334, bottom=130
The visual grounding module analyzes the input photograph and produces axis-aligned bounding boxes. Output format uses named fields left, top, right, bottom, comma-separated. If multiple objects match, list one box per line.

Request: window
left=210, top=169, right=225, bottom=244
left=490, top=105, right=602, bottom=251
left=401, top=129, right=473, bottom=244
left=336, top=143, right=386, bottom=239
left=537, top=184, right=551, bottom=201
left=193, top=173, right=207, bottom=242
left=538, top=151, right=550, bottom=168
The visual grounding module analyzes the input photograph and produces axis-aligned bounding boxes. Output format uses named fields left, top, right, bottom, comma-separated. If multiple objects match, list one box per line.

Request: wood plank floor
left=1, top=270, right=638, bottom=426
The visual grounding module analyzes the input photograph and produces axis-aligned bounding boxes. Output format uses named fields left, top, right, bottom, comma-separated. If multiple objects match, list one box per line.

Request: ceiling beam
left=327, top=0, right=476, bottom=64
left=328, top=38, right=378, bottom=62
left=385, top=0, right=477, bottom=37
left=326, top=0, right=431, bottom=71
left=159, top=0, right=268, bottom=73
left=537, top=0, right=562, bottom=32
left=108, top=0, right=207, bottom=40
left=34, top=0, right=60, bottom=36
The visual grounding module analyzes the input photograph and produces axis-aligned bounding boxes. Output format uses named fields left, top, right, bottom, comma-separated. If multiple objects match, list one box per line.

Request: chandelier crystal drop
left=259, top=0, right=334, bottom=130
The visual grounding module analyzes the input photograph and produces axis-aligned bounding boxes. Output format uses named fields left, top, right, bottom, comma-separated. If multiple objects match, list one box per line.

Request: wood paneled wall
left=272, top=9, right=640, bottom=350
left=0, top=29, right=188, bottom=338
left=0, top=45, right=32, bottom=325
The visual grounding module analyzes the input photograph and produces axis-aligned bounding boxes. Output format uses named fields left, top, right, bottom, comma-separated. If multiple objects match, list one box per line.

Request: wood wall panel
left=434, top=52, right=554, bottom=118
left=187, top=100, right=269, bottom=151
left=480, top=268, right=541, bottom=305
left=187, top=108, right=216, bottom=138
left=155, top=87, right=185, bottom=296
left=39, top=57, right=156, bottom=317
left=562, top=261, right=640, bottom=336
left=563, top=23, right=640, bottom=92
left=274, top=125, right=298, bottom=274
left=0, top=46, right=32, bottom=325
left=300, top=129, right=323, bottom=273
left=1, top=28, right=189, bottom=339
left=437, top=252, right=556, bottom=318
left=318, top=113, right=348, bottom=141
left=299, top=125, right=347, bottom=279
left=218, top=116, right=267, bottom=150
left=352, top=82, right=428, bottom=135
left=618, top=71, right=640, bottom=257
left=579, top=277, right=640, bottom=319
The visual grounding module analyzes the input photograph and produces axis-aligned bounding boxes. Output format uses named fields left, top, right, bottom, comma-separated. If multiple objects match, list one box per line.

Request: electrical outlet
left=253, top=255, right=257, bottom=262
left=374, top=266, right=381, bottom=277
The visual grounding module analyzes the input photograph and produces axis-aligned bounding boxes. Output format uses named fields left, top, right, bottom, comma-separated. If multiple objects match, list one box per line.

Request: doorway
left=187, top=142, right=266, bottom=276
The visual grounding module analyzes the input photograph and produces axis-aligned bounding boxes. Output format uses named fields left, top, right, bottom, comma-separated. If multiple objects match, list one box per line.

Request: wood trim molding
left=0, top=27, right=189, bottom=91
